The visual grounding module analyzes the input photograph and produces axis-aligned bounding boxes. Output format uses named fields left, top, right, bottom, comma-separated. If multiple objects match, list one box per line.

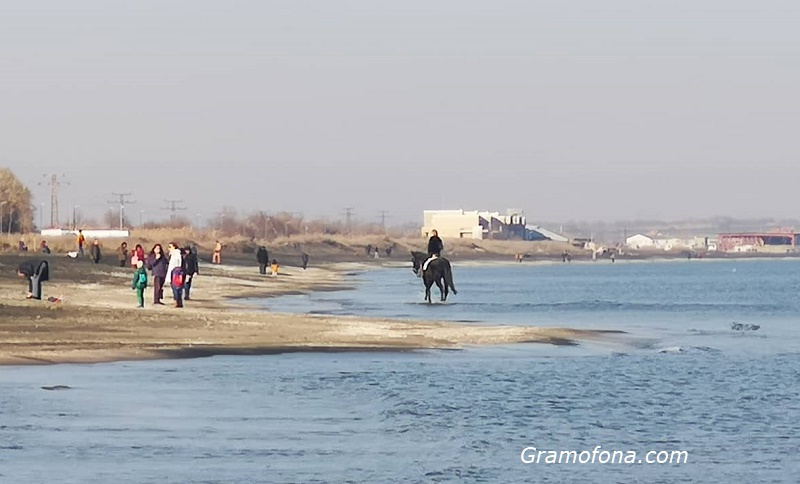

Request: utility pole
left=378, top=210, right=390, bottom=233
left=343, top=207, right=354, bottom=234
left=109, top=192, right=135, bottom=229
left=162, top=199, right=188, bottom=223
left=39, top=174, right=69, bottom=228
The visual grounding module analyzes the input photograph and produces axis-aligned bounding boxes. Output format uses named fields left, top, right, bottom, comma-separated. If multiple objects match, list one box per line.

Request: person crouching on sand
left=132, top=260, right=148, bottom=308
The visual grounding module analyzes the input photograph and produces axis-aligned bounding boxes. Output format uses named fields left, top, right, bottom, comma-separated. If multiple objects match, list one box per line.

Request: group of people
left=256, top=246, right=281, bottom=276
left=364, top=244, right=395, bottom=259
left=130, top=242, right=199, bottom=308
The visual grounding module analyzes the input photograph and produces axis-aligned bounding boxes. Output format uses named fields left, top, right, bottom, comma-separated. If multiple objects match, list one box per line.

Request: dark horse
left=411, top=251, right=458, bottom=304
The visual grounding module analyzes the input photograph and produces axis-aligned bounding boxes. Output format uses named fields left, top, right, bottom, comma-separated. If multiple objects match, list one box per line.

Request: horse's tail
left=444, top=261, right=457, bottom=295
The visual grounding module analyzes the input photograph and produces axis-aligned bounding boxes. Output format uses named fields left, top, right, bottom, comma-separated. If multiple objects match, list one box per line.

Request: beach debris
left=41, top=385, right=71, bottom=391
left=731, top=322, right=760, bottom=331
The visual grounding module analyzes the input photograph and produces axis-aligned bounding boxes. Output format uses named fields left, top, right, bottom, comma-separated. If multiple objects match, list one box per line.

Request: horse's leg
left=424, top=277, right=432, bottom=303
left=442, top=276, right=449, bottom=301
left=435, top=279, right=445, bottom=301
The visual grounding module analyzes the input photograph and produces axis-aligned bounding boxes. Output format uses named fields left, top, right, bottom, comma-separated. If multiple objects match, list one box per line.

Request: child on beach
left=270, top=259, right=279, bottom=277
left=132, top=260, right=148, bottom=308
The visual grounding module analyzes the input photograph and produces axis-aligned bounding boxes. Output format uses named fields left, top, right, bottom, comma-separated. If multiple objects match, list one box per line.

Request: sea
left=2, top=259, right=800, bottom=483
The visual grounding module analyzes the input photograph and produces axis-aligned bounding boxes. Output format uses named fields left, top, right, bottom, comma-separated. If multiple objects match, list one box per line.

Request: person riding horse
left=424, top=229, right=444, bottom=270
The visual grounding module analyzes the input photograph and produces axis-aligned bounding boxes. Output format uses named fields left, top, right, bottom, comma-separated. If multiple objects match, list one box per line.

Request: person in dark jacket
left=301, top=252, right=310, bottom=270
left=427, top=230, right=444, bottom=257
left=17, top=260, right=49, bottom=300
left=256, top=246, right=270, bottom=275
left=146, top=243, right=168, bottom=305
left=117, top=242, right=128, bottom=267
left=182, top=246, right=199, bottom=300
left=90, top=239, right=102, bottom=263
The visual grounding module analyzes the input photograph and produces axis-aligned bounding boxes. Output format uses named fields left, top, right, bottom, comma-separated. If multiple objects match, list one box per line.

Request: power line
left=343, top=207, right=354, bottom=234
left=108, top=192, right=135, bottom=230
left=378, top=210, right=390, bottom=232
left=162, top=199, right=188, bottom=222
left=39, top=174, right=69, bottom=228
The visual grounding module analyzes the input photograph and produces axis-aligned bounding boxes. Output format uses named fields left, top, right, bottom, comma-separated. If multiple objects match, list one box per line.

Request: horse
left=410, top=251, right=458, bottom=304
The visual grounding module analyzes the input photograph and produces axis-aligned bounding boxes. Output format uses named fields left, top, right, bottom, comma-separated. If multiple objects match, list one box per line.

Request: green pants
left=135, top=288, right=145, bottom=307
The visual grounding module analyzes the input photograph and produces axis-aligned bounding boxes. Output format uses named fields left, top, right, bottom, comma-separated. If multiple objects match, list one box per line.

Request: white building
left=625, top=234, right=655, bottom=249
left=421, top=209, right=526, bottom=240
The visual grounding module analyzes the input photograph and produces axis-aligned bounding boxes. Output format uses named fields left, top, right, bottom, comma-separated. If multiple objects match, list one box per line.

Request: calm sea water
left=3, top=259, right=800, bottom=483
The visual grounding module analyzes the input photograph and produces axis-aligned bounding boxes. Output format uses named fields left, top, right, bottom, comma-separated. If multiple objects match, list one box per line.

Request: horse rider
left=424, top=229, right=444, bottom=270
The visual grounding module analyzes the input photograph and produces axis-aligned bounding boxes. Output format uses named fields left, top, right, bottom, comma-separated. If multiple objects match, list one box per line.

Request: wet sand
left=0, top=255, right=621, bottom=365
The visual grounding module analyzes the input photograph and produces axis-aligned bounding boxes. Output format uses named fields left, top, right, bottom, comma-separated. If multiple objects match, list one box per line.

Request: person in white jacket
left=166, top=242, right=184, bottom=308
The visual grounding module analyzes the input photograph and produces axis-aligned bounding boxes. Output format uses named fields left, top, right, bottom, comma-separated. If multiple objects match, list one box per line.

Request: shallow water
left=3, top=259, right=800, bottom=482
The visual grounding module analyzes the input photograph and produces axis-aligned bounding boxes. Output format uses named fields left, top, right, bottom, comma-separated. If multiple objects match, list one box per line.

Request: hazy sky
left=2, top=0, right=799, bottom=225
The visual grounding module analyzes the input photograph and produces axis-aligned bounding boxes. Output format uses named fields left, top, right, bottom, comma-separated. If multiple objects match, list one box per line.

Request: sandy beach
left=0, top=254, right=620, bottom=365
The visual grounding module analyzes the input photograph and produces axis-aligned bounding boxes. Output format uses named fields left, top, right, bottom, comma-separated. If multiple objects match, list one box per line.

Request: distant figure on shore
left=18, top=239, right=28, bottom=252
left=146, top=243, right=168, bottom=305
left=365, top=244, right=373, bottom=256
left=182, top=245, right=199, bottom=301
left=117, top=242, right=129, bottom=267
left=77, top=230, right=86, bottom=256
left=374, top=246, right=380, bottom=259
left=385, top=246, right=393, bottom=257
left=212, top=240, right=222, bottom=264
left=257, top=246, right=270, bottom=275
left=130, top=244, right=145, bottom=268
left=301, top=252, right=310, bottom=270
left=271, top=259, right=279, bottom=277
left=17, top=260, right=49, bottom=300
left=90, top=239, right=102, bottom=264
left=40, top=240, right=51, bottom=254
left=610, top=252, right=616, bottom=263
left=131, top=260, right=148, bottom=308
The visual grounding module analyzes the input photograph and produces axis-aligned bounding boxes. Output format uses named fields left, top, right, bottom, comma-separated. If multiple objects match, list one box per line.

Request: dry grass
left=1, top=230, right=583, bottom=259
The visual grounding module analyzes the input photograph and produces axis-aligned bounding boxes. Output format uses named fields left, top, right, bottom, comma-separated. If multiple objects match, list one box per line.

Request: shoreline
left=0, top=255, right=622, bottom=366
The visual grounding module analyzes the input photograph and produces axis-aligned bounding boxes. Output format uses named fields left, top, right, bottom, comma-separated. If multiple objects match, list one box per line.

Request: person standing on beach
left=212, top=240, right=222, bottom=264
left=146, top=243, right=168, bottom=305
left=117, top=242, right=129, bottom=267
left=301, top=252, right=310, bottom=270
left=166, top=242, right=184, bottom=308
left=182, top=245, right=199, bottom=300
left=90, top=239, right=102, bottom=264
left=256, top=246, right=269, bottom=275
left=77, top=230, right=86, bottom=256
left=131, top=260, right=148, bottom=308
left=130, top=244, right=145, bottom=268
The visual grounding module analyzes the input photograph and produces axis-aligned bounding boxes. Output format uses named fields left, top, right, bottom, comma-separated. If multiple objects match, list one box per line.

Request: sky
left=1, top=0, right=799, bottom=226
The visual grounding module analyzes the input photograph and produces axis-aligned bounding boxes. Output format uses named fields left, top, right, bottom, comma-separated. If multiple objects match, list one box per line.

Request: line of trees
left=139, top=207, right=405, bottom=240
left=0, top=168, right=35, bottom=233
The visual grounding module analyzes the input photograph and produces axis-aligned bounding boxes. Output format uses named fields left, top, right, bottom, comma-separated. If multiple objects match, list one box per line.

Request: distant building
left=718, top=231, right=800, bottom=253
left=422, top=209, right=526, bottom=240
left=625, top=234, right=655, bottom=249
left=525, top=225, right=569, bottom=243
